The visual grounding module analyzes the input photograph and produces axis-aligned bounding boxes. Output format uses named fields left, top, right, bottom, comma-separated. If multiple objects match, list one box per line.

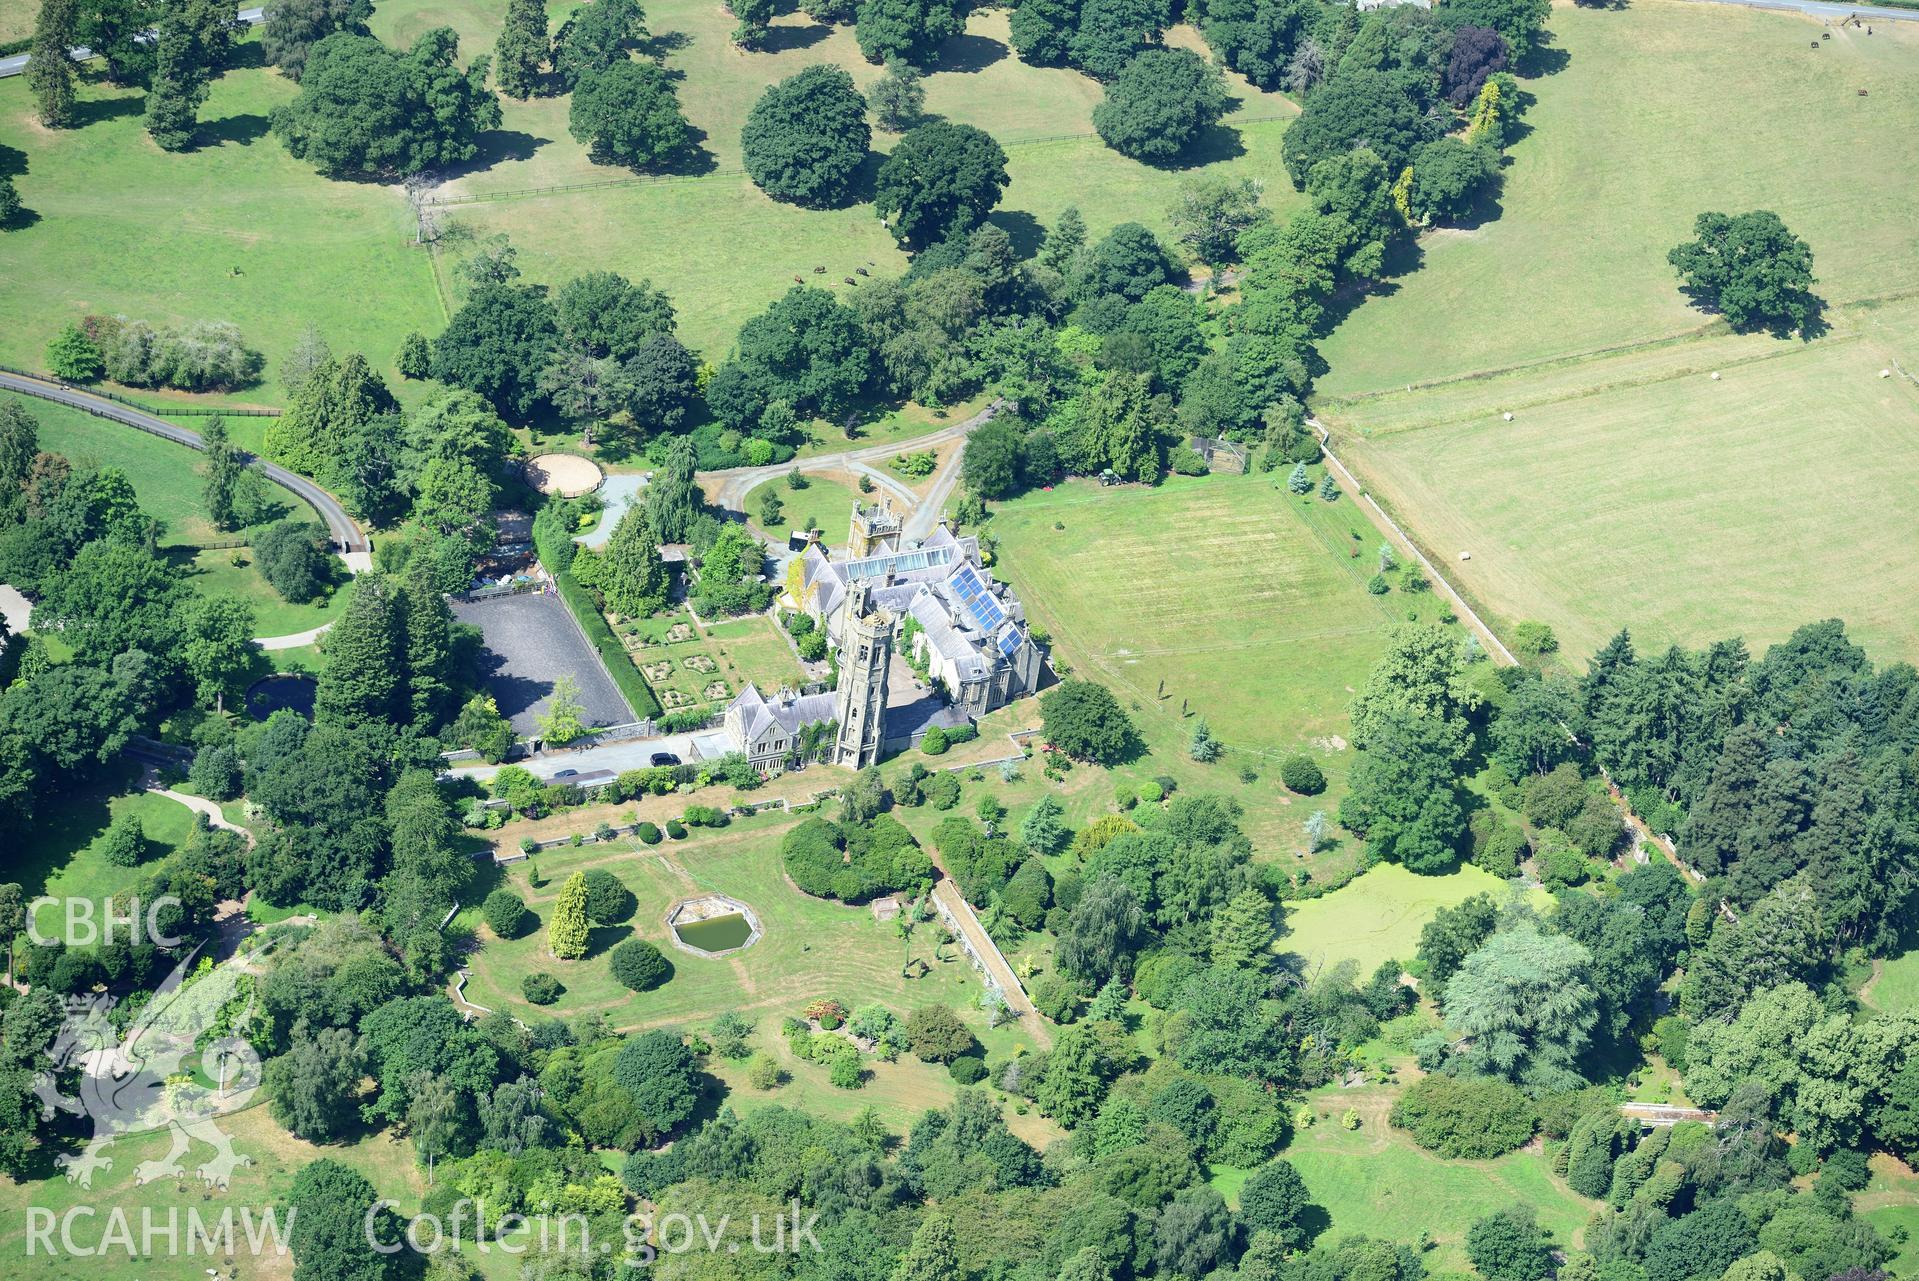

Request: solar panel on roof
left=997, top=627, right=1024, bottom=659
left=950, top=564, right=1005, bottom=631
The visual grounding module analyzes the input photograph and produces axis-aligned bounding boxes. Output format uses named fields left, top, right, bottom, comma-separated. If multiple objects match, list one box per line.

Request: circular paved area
left=525, top=453, right=604, bottom=498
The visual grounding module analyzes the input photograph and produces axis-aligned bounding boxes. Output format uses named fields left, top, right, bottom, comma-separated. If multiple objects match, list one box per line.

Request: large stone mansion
left=722, top=498, right=1045, bottom=772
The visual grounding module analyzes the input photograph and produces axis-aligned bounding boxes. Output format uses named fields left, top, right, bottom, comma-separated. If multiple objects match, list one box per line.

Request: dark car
left=553, top=768, right=579, bottom=779
left=649, top=752, right=681, bottom=768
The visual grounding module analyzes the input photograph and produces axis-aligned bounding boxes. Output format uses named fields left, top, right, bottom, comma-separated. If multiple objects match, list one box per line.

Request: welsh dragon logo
left=34, top=940, right=270, bottom=1189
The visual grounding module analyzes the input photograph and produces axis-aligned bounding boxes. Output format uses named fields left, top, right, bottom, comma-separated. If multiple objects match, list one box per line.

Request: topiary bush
left=665, top=819, right=688, bottom=839
left=1279, top=755, right=1326, bottom=795
left=636, top=821, right=662, bottom=844
left=522, top=973, right=563, bottom=1005
left=610, top=939, right=673, bottom=991
left=948, top=1054, right=988, bottom=1084
left=582, top=868, right=636, bottom=925
left=921, top=725, right=950, bottom=755
left=483, top=888, right=531, bottom=938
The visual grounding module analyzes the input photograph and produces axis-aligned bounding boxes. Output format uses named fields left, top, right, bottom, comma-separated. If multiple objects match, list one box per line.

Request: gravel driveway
left=452, top=591, right=633, bottom=735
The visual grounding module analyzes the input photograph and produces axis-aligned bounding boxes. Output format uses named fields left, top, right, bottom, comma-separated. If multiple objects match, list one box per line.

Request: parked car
left=553, top=768, right=579, bottom=779
left=649, top=752, right=681, bottom=768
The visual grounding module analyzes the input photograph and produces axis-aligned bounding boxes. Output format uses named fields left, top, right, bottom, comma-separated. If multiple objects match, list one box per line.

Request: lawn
left=460, top=817, right=1046, bottom=1064
left=1279, top=863, right=1527, bottom=981
left=1264, top=1083, right=1597, bottom=1273
left=1860, top=1156, right=1919, bottom=1279
left=7, top=391, right=292, bottom=547
left=739, top=474, right=865, bottom=544
left=1306, top=0, right=1919, bottom=666
left=1863, top=948, right=1919, bottom=1016
left=1314, top=0, right=1919, bottom=399
left=1339, top=300, right=1919, bottom=662
left=182, top=547, right=345, bottom=636
left=15, top=761, right=202, bottom=943
left=418, top=0, right=1306, bottom=358
left=0, top=40, right=443, bottom=405
left=0, top=1103, right=428, bottom=1281
left=700, top=611, right=810, bottom=694
left=987, top=472, right=1455, bottom=859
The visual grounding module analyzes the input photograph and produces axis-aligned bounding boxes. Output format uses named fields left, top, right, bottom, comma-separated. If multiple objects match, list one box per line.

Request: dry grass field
left=1340, top=296, right=1919, bottom=661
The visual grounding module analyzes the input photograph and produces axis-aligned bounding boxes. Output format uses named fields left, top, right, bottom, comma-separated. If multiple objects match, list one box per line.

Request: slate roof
left=731, top=683, right=836, bottom=744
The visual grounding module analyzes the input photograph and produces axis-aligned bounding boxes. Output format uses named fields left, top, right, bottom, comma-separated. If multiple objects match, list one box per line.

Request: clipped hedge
left=552, top=570, right=663, bottom=721
left=636, top=821, right=662, bottom=844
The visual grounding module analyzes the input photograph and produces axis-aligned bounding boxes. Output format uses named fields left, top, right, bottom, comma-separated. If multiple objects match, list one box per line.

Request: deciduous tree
left=272, top=29, right=501, bottom=178
left=873, top=122, right=1010, bottom=250
left=1093, top=47, right=1230, bottom=161
left=742, top=65, right=871, bottom=207
left=569, top=59, right=690, bottom=170
left=1668, top=210, right=1821, bottom=338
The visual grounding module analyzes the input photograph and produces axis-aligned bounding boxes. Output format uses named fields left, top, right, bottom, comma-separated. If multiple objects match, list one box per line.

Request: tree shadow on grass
left=226, top=40, right=267, bottom=71
left=843, top=147, right=889, bottom=207
left=760, top=19, right=832, bottom=53
left=443, top=129, right=549, bottom=180
left=651, top=123, right=718, bottom=177
left=1316, top=238, right=1421, bottom=333
left=202, top=112, right=271, bottom=147
left=1515, top=40, right=1569, bottom=78
left=637, top=29, right=692, bottom=59
left=987, top=209, right=1045, bottom=258
left=934, top=32, right=1008, bottom=73
left=1441, top=181, right=1506, bottom=232
left=0, top=141, right=25, bottom=178
left=71, top=93, right=144, bottom=128
left=1155, top=120, right=1246, bottom=170
left=584, top=923, right=634, bottom=959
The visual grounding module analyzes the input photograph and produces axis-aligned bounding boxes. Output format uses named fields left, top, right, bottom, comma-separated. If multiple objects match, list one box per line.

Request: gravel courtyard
left=451, top=591, right=633, bottom=736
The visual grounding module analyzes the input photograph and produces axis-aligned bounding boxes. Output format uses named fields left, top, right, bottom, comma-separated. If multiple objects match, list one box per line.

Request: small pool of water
left=246, top=673, right=317, bottom=721
left=672, top=913, right=753, bottom=954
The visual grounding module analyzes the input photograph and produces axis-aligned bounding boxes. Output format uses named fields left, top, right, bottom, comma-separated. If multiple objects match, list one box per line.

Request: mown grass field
left=17, top=759, right=201, bottom=942
left=1339, top=299, right=1919, bottom=661
left=739, top=474, right=863, bottom=542
left=0, top=1103, right=429, bottom=1281
left=988, top=472, right=1455, bottom=860
left=1864, top=948, right=1919, bottom=1015
left=1311, top=0, right=1919, bottom=664
left=1279, top=863, right=1521, bottom=980
left=1265, top=1083, right=1597, bottom=1273
left=700, top=612, right=809, bottom=693
left=459, top=816, right=1047, bottom=1061
left=1860, top=1156, right=1919, bottom=1279
left=408, top=0, right=1305, bottom=358
left=0, top=40, right=443, bottom=403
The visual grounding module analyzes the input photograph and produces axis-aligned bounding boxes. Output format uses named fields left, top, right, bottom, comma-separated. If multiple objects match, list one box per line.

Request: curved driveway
left=699, top=398, right=1004, bottom=514
left=0, top=370, right=367, bottom=553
